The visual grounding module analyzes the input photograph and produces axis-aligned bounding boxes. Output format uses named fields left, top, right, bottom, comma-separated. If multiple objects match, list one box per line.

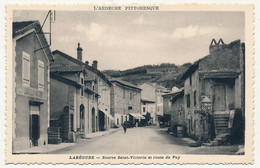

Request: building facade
left=141, top=99, right=155, bottom=124
left=110, top=79, right=142, bottom=126
left=162, top=88, right=185, bottom=126
left=139, top=83, right=169, bottom=126
left=12, top=21, right=54, bottom=151
left=181, top=39, right=245, bottom=142
left=50, top=43, right=112, bottom=139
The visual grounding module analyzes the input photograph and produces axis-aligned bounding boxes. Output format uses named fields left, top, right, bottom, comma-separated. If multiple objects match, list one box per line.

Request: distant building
left=162, top=88, right=185, bottom=126
left=141, top=99, right=155, bottom=124
left=181, top=39, right=245, bottom=142
left=110, top=79, right=142, bottom=126
left=139, top=83, right=170, bottom=126
left=12, top=21, right=54, bottom=151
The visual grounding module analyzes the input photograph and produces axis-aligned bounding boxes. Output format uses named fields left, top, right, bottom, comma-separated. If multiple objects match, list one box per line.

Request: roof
left=141, top=82, right=168, bottom=92
left=13, top=21, right=54, bottom=62
left=50, top=73, right=81, bottom=88
left=199, top=71, right=240, bottom=79
left=110, top=78, right=141, bottom=91
left=180, top=56, right=208, bottom=80
left=162, top=87, right=184, bottom=97
left=141, top=98, right=155, bottom=103
left=170, top=89, right=184, bottom=102
left=181, top=40, right=243, bottom=80
left=50, top=65, right=85, bottom=73
left=52, top=50, right=112, bottom=86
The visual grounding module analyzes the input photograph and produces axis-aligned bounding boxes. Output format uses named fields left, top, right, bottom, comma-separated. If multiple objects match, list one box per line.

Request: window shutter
left=22, top=52, right=30, bottom=86
left=38, top=60, right=44, bottom=90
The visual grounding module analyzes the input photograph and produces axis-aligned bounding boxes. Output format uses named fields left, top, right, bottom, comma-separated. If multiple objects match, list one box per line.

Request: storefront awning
left=129, top=113, right=145, bottom=119
left=99, top=108, right=114, bottom=120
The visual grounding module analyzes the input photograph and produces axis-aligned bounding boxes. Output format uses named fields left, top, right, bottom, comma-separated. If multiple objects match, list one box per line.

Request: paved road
left=50, top=127, right=196, bottom=154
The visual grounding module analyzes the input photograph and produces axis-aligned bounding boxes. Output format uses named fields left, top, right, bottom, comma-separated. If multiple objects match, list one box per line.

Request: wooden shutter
left=38, top=60, right=44, bottom=90
left=22, top=52, right=30, bottom=86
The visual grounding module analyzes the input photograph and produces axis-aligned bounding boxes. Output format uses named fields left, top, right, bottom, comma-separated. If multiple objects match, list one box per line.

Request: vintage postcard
left=5, top=4, right=254, bottom=164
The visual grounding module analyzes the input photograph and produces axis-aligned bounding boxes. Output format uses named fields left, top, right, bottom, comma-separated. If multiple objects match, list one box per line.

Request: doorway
left=80, top=104, right=85, bottom=132
left=213, top=84, right=226, bottom=111
left=92, top=107, right=95, bottom=132
left=30, top=105, right=40, bottom=146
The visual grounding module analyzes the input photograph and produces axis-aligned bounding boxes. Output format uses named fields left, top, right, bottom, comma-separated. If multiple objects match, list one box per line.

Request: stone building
left=12, top=21, right=54, bottom=151
left=110, top=79, right=142, bottom=126
left=162, top=88, right=185, bottom=126
left=50, top=43, right=112, bottom=140
left=181, top=39, right=245, bottom=143
left=141, top=99, right=155, bottom=124
left=139, top=83, right=169, bottom=126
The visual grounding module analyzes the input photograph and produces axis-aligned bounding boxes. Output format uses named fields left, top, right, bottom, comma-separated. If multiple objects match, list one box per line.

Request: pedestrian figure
left=122, top=121, right=127, bottom=133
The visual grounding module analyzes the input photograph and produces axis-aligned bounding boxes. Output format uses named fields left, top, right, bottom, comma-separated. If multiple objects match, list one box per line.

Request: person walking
left=122, top=121, right=127, bottom=133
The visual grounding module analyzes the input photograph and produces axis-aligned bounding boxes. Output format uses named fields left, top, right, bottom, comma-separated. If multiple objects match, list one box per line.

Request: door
left=80, top=104, right=85, bottom=132
left=214, top=84, right=226, bottom=111
left=92, top=108, right=95, bottom=132
left=30, top=105, right=40, bottom=146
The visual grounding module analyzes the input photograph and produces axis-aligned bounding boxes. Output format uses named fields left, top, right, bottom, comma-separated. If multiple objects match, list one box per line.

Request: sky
left=13, top=10, right=245, bottom=70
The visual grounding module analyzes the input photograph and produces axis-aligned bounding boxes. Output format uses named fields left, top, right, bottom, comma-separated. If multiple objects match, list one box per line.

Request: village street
left=50, top=127, right=239, bottom=155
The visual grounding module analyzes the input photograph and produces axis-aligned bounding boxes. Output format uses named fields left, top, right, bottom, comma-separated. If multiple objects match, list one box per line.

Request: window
left=38, top=60, right=44, bottom=90
left=128, top=106, right=132, bottom=110
left=81, top=78, right=84, bottom=84
left=189, top=75, right=192, bottom=86
left=186, top=94, right=190, bottom=108
left=81, top=78, right=84, bottom=96
left=130, top=93, right=133, bottom=100
left=194, top=91, right=197, bottom=106
left=22, top=52, right=30, bottom=86
left=168, top=101, right=171, bottom=108
left=117, top=119, right=119, bottom=125
left=143, top=107, right=146, bottom=112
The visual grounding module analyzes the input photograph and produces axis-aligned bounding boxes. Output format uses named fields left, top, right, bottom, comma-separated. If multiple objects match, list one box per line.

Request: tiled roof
left=52, top=50, right=112, bottom=86
left=170, top=89, right=184, bottom=102
left=50, top=73, right=81, bottom=87
left=13, top=21, right=37, bottom=37
left=50, top=66, right=85, bottom=73
left=181, top=40, right=242, bottom=80
left=13, top=21, right=54, bottom=62
left=162, top=87, right=184, bottom=97
left=110, top=78, right=141, bottom=91
left=199, top=71, right=240, bottom=79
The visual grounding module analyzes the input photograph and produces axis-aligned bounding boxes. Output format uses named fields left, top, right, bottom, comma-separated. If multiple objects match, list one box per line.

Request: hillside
left=102, top=63, right=191, bottom=89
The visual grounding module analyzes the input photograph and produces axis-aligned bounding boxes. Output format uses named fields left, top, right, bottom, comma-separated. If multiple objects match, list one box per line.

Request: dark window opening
left=70, top=114, right=74, bottom=132
left=128, top=106, right=132, bottom=110
left=186, top=94, right=190, bottom=108
left=194, top=91, right=197, bottom=106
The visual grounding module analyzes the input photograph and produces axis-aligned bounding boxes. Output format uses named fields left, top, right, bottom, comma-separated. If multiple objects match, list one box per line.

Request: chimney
left=77, top=42, right=83, bottom=61
left=85, top=61, right=89, bottom=65
left=92, top=60, right=98, bottom=69
left=209, top=38, right=225, bottom=54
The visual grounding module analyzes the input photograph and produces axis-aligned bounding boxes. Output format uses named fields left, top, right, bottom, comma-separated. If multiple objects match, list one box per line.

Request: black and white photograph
left=5, top=4, right=254, bottom=164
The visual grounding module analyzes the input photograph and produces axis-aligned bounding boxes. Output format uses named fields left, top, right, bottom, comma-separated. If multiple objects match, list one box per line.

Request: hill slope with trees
left=102, top=63, right=191, bottom=89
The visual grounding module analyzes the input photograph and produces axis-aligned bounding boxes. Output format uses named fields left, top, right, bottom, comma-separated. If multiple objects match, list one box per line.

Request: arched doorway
left=92, top=107, right=95, bottom=132
left=80, top=104, right=85, bottom=132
